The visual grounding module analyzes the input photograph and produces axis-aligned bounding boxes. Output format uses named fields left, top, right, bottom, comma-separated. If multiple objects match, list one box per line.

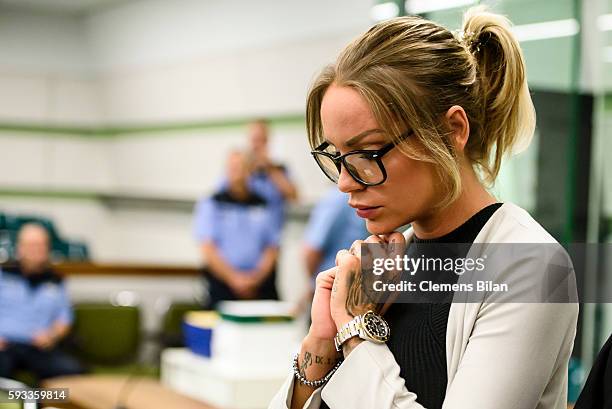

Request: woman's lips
left=354, top=206, right=382, bottom=219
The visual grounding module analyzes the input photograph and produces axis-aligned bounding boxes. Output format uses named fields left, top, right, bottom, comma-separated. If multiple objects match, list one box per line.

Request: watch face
left=362, top=311, right=390, bottom=342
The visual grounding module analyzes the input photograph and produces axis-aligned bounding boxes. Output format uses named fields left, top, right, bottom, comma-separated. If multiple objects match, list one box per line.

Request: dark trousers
left=0, top=342, right=85, bottom=381
left=202, top=267, right=279, bottom=310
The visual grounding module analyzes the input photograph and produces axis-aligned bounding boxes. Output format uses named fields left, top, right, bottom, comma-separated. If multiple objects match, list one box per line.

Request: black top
left=321, top=202, right=502, bottom=409
left=383, top=202, right=502, bottom=409
left=411, top=202, right=502, bottom=244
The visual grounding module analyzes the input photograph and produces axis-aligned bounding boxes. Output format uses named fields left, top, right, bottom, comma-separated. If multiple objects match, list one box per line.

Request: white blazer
left=269, top=202, right=579, bottom=409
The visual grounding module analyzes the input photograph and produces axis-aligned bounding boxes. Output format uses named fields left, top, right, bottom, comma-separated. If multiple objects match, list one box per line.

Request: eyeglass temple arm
left=313, top=141, right=329, bottom=151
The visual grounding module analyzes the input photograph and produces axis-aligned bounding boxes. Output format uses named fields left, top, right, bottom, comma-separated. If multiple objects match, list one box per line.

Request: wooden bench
left=43, top=375, right=216, bottom=409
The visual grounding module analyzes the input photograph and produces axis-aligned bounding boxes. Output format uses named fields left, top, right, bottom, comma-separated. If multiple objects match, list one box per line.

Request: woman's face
left=319, top=84, right=440, bottom=234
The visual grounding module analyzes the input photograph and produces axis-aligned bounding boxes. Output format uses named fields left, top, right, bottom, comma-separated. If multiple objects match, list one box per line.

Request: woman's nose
left=337, top=166, right=363, bottom=193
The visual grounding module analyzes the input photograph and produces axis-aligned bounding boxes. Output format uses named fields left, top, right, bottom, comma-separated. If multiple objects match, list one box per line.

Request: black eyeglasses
left=310, top=131, right=412, bottom=186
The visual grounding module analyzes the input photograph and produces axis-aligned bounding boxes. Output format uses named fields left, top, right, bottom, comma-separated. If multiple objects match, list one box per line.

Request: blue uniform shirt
left=249, top=171, right=286, bottom=232
left=193, top=189, right=280, bottom=272
left=217, top=166, right=291, bottom=233
left=304, top=189, right=369, bottom=275
left=0, top=266, right=73, bottom=343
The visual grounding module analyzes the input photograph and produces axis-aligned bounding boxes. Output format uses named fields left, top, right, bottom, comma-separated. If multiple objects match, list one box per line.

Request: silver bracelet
left=292, top=353, right=343, bottom=388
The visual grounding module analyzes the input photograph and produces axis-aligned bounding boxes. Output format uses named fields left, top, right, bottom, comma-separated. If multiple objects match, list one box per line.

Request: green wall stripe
left=0, top=189, right=99, bottom=200
left=0, top=124, right=102, bottom=137
left=0, top=113, right=306, bottom=138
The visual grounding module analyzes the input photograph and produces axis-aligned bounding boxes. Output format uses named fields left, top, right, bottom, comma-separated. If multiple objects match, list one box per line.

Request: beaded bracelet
left=292, top=353, right=343, bottom=388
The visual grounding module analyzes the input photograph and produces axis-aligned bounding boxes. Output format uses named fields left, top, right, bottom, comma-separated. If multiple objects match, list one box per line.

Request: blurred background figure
left=194, top=150, right=280, bottom=309
left=297, top=188, right=368, bottom=316
left=246, top=119, right=299, bottom=232
left=0, top=223, right=84, bottom=381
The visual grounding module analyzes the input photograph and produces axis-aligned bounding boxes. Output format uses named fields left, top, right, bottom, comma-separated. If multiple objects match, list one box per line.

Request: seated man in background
left=0, top=223, right=84, bottom=381
left=194, top=150, right=280, bottom=309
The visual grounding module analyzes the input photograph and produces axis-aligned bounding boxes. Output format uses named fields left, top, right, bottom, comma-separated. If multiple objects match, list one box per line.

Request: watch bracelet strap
left=334, top=315, right=363, bottom=351
left=292, top=353, right=343, bottom=388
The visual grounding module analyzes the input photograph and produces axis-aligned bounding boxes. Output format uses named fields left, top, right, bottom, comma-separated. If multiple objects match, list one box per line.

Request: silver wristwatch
left=334, top=310, right=390, bottom=352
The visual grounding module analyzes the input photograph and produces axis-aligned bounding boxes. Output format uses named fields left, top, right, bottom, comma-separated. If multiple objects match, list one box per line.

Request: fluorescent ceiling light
left=511, top=19, right=579, bottom=42
left=371, top=2, right=400, bottom=22
left=597, top=14, right=612, bottom=31
left=405, top=0, right=477, bottom=15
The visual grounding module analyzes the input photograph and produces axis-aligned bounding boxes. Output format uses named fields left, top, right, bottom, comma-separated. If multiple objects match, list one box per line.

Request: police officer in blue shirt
left=304, top=189, right=369, bottom=274
left=246, top=119, right=298, bottom=232
left=0, top=223, right=84, bottom=380
left=296, top=188, right=368, bottom=315
left=194, top=150, right=281, bottom=309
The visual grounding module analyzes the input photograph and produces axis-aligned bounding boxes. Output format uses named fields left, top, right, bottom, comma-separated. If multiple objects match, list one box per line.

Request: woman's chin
left=365, top=219, right=397, bottom=236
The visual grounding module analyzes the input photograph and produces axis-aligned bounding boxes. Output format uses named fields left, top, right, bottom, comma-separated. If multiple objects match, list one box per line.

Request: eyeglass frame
left=310, top=130, right=413, bottom=187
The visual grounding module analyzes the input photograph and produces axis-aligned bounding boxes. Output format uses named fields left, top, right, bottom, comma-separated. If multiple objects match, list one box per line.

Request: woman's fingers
left=334, top=249, right=359, bottom=287
left=315, top=267, right=336, bottom=290
left=382, top=231, right=406, bottom=247
left=348, top=240, right=364, bottom=260
left=335, top=249, right=359, bottom=271
left=365, top=234, right=385, bottom=243
left=330, top=250, right=361, bottom=323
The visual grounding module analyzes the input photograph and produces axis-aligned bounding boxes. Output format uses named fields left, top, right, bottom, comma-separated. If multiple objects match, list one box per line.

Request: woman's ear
left=445, top=105, right=470, bottom=153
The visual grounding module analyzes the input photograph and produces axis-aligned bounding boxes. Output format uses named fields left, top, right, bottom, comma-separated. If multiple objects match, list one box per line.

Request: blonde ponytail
left=461, top=6, right=536, bottom=183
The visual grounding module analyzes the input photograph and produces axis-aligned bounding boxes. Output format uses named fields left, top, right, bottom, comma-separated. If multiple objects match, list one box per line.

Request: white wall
left=0, top=8, right=93, bottom=75
left=87, top=0, right=372, bottom=120
left=109, top=125, right=327, bottom=202
left=0, top=1, right=373, bottom=123
left=0, top=0, right=373, bottom=269
left=98, top=33, right=356, bottom=122
left=0, top=72, right=101, bottom=124
left=0, top=8, right=101, bottom=124
left=0, top=132, right=113, bottom=190
left=85, top=0, right=372, bottom=72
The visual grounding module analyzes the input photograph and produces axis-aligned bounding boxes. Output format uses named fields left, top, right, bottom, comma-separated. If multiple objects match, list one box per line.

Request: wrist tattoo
left=300, top=351, right=342, bottom=376
left=299, top=352, right=313, bottom=377
left=345, top=268, right=361, bottom=316
left=345, top=267, right=376, bottom=316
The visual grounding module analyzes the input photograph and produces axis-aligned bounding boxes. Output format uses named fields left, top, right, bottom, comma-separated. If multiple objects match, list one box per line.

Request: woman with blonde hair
left=270, top=6, right=577, bottom=409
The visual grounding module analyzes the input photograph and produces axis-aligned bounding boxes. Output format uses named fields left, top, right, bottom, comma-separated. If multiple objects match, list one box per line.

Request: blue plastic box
left=183, top=311, right=218, bottom=357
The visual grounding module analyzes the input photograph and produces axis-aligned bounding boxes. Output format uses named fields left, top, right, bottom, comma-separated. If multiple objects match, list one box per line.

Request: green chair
left=160, top=302, right=201, bottom=348
left=71, top=303, right=140, bottom=366
left=70, top=302, right=158, bottom=377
